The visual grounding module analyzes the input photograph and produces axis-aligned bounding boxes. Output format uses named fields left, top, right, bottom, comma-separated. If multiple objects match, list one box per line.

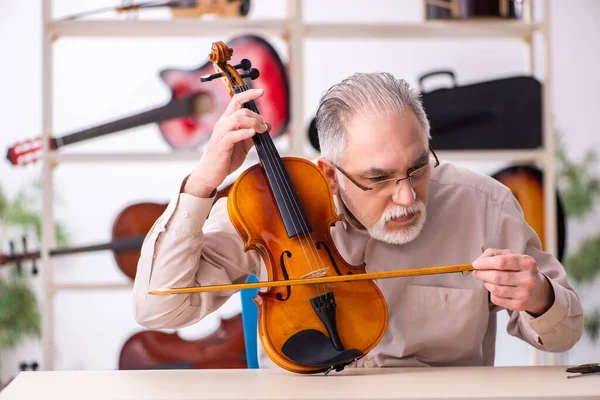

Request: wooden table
left=0, top=366, right=598, bottom=399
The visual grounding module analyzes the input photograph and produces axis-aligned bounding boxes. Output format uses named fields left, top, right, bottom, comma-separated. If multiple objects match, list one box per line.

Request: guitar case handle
left=418, top=70, right=457, bottom=93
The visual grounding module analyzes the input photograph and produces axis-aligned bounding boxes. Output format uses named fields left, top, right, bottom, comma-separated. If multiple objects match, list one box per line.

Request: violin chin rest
left=281, top=329, right=363, bottom=370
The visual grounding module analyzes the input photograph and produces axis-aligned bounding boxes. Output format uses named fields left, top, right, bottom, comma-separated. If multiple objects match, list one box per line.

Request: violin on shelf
left=149, top=40, right=474, bottom=375
left=60, top=0, right=251, bottom=20
left=6, top=35, right=289, bottom=167
left=118, top=313, right=247, bottom=370
left=0, top=185, right=232, bottom=280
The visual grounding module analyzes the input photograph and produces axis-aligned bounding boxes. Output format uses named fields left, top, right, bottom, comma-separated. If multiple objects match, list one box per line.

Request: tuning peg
left=22, top=236, right=38, bottom=275
left=9, top=240, right=22, bottom=275
left=200, top=59, right=254, bottom=83
left=240, top=68, right=260, bottom=81
left=234, top=59, right=252, bottom=71
left=18, top=361, right=39, bottom=371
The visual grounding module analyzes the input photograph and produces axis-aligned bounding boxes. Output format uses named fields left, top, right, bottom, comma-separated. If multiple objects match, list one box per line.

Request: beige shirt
left=132, top=160, right=583, bottom=369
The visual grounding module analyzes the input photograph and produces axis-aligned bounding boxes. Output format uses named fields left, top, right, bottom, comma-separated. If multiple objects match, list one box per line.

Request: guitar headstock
left=6, top=137, right=53, bottom=167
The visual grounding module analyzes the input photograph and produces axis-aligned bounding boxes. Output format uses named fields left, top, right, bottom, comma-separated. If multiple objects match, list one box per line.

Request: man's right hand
left=184, top=88, right=271, bottom=198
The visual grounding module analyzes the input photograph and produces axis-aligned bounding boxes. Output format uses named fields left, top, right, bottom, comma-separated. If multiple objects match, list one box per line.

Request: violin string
left=255, top=130, right=329, bottom=296
left=241, top=92, right=326, bottom=297
left=241, top=91, right=328, bottom=295
left=244, top=95, right=330, bottom=295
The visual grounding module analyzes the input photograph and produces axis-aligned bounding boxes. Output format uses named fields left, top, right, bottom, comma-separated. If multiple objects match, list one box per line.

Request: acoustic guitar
left=492, top=165, right=567, bottom=262
left=6, top=35, right=289, bottom=167
left=60, top=0, right=252, bottom=20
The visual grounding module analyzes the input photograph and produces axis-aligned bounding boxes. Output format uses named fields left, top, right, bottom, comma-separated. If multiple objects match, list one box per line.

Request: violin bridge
left=301, top=268, right=329, bottom=279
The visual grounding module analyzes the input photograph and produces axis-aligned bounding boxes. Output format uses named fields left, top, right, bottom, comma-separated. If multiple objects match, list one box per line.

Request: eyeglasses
left=332, top=146, right=439, bottom=195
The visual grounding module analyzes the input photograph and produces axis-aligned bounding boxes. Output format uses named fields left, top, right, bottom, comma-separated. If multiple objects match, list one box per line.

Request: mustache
left=384, top=201, right=425, bottom=221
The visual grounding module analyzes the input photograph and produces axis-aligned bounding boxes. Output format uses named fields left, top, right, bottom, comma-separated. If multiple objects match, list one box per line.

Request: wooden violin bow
left=148, top=263, right=474, bottom=295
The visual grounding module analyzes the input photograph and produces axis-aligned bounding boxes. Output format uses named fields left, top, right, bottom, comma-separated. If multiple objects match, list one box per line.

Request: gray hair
left=315, top=72, right=431, bottom=165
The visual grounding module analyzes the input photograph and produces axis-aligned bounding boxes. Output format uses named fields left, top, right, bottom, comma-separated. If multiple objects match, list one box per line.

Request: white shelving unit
left=38, top=0, right=555, bottom=370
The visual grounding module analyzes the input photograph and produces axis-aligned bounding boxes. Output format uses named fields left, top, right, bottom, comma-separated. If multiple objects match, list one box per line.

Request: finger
left=220, top=128, right=257, bottom=151
left=480, top=248, right=513, bottom=258
left=222, top=89, right=264, bottom=117
left=483, top=282, right=529, bottom=299
left=219, top=113, right=267, bottom=134
left=474, top=269, right=518, bottom=285
left=473, top=253, right=524, bottom=271
left=490, top=294, right=527, bottom=311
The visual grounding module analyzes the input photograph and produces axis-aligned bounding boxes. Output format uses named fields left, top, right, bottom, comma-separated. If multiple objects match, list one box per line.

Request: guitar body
left=158, top=35, right=289, bottom=149
left=492, top=165, right=566, bottom=261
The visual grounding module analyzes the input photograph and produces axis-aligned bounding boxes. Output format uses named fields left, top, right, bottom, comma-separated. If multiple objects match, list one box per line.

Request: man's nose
left=391, top=180, right=416, bottom=206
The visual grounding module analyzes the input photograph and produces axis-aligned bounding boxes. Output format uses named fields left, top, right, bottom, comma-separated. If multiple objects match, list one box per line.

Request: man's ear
left=317, top=157, right=340, bottom=195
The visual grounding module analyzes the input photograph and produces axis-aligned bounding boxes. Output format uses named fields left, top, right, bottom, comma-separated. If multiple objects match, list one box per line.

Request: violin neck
left=239, top=88, right=312, bottom=238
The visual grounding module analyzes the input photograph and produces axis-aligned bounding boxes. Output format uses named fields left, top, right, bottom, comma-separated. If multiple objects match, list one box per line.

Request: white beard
left=336, top=170, right=427, bottom=245
left=367, top=201, right=427, bottom=245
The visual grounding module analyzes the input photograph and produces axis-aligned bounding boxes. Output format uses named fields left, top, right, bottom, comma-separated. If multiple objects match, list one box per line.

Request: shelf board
left=436, top=148, right=545, bottom=162
left=49, top=148, right=545, bottom=164
left=47, top=18, right=290, bottom=37
left=52, top=282, right=132, bottom=292
left=50, top=151, right=203, bottom=164
left=47, top=19, right=541, bottom=39
left=305, top=20, right=542, bottom=39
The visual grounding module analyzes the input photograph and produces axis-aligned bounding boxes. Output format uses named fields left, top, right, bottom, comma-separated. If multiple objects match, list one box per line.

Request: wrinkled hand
left=184, top=88, right=271, bottom=198
left=472, top=248, right=554, bottom=317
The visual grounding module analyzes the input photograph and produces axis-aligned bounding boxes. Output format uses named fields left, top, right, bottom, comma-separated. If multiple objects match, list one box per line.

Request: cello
left=0, top=184, right=232, bottom=280
left=149, top=41, right=475, bottom=375
left=118, top=313, right=247, bottom=370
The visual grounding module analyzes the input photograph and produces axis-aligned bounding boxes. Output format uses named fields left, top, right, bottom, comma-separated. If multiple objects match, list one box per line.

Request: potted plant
left=555, top=133, right=600, bottom=342
left=0, top=180, right=68, bottom=390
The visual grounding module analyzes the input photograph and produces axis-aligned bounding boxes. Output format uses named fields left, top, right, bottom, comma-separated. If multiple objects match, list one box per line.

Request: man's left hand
left=472, top=248, right=555, bottom=317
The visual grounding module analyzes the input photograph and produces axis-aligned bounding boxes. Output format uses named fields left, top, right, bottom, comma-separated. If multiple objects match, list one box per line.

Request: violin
left=161, top=41, right=389, bottom=375
left=0, top=185, right=232, bottom=280
left=149, top=41, right=475, bottom=375
left=119, top=313, right=247, bottom=370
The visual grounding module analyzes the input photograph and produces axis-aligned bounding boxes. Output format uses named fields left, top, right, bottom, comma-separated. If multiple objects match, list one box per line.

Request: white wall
left=1, top=0, right=599, bottom=380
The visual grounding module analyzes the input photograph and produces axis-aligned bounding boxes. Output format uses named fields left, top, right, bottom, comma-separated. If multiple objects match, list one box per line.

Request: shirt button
left=364, top=360, right=373, bottom=368
left=182, top=211, right=189, bottom=218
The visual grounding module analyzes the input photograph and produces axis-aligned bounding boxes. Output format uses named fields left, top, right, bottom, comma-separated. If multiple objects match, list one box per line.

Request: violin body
left=118, top=313, right=247, bottom=370
left=228, top=157, right=388, bottom=373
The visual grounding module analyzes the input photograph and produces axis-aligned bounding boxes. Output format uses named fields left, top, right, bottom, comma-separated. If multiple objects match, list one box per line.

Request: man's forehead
left=347, top=147, right=429, bottom=174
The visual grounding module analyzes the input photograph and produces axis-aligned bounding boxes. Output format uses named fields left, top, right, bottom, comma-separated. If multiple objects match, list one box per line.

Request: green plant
left=0, top=179, right=69, bottom=389
left=555, top=133, right=600, bottom=342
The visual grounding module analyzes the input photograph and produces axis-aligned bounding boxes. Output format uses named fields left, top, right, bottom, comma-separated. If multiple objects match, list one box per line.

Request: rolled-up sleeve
left=132, top=176, right=261, bottom=329
left=491, top=192, right=584, bottom=352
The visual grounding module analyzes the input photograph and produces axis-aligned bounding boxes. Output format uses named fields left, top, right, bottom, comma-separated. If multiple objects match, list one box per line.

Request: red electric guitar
left=6, top=35, right=289, bottom=167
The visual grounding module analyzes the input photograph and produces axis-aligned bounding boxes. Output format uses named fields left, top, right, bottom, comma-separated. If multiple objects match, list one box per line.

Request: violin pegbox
left=200, top=41, right=260, bottom=96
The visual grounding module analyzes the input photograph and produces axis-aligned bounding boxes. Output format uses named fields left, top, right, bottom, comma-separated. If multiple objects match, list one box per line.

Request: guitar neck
left=4, top=236, right=146, bottom=265
left=49, top=235, right=146, bottom=256
left=55, top=97, right=193, bottom=148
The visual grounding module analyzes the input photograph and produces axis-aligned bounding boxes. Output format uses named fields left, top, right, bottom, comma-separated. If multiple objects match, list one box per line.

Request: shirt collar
left=333, top=195, right=368, bottom=233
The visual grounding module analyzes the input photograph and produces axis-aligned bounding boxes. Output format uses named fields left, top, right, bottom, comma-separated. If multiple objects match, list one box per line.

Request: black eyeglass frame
left=332, top=145, right=440, bottom=192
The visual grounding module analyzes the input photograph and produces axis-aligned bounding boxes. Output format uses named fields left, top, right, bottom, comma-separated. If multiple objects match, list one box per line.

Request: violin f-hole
left=275, top=251, right=292, bottom=301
